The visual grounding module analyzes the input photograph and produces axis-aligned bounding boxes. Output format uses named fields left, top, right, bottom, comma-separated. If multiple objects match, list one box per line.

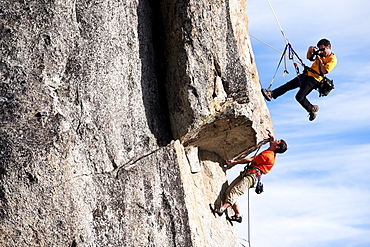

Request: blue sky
left=227, top=0, right=370, bottom=246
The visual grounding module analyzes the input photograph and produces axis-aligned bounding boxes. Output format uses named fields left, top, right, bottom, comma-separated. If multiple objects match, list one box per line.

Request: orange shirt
left=246, top=150, right=276, bottom=176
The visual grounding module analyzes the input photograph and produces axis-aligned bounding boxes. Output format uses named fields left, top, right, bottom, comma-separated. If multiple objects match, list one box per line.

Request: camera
left=313, top=48, right=325, bottom=56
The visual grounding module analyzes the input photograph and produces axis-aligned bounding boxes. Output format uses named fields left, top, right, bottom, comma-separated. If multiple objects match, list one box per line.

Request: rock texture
left=0, top=0, right=272, bottom=246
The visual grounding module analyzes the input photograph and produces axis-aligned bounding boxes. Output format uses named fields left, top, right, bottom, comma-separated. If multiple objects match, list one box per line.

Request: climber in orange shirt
left=212, top=131, right=287, bottom=223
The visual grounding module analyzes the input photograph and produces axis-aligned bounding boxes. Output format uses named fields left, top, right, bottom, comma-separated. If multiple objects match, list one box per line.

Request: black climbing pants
left=272, top=74, right=318, bottom=112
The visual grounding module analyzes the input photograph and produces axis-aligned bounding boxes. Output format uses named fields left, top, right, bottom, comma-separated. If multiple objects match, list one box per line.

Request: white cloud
left=246, top=184, right=370, bottom=247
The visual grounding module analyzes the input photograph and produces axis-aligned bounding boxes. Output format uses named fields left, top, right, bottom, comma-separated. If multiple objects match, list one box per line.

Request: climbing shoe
left=261, top=89, right=273, bottom=101
left=214, top=208, right=224, bottom=216
left=229, top=215, right=242, bottom=223
left=309, top=105, right=319, bottom=121
left=210, top=204, right=224, bottom=216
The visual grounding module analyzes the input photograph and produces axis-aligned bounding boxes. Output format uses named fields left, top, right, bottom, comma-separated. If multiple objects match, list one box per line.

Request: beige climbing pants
left=225, top=172, right=257, bottom=205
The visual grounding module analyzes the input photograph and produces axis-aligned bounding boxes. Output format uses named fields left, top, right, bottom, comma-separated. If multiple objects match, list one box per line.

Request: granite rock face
left=0, top=0, right=271, bottom=246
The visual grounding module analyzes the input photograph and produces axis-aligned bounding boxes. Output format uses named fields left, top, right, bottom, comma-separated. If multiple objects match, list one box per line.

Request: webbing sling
left=268, top=43, right=305, bottom=90
left=267, top=44, right=288, bottom=90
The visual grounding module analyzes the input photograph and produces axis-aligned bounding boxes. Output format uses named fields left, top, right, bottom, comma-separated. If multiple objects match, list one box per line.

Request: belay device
left=255, top=175, right=264, bottom=194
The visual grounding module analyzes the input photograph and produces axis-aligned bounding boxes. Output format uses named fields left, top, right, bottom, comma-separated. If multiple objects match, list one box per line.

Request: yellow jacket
left=307, top=53, right=337, bottom=81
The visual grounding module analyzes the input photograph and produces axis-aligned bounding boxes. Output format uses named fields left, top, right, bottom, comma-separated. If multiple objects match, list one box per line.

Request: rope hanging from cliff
left=239, top=188, right=253, bottom=247
left=260, top=0, right=306, bottom=89
left=266, top=0, right=290, bottom=90
left=243, top=145, right=262, bottom=247
left=247, top=183, right=252, bottom=247
left=266, top=0, right=289, bottom=45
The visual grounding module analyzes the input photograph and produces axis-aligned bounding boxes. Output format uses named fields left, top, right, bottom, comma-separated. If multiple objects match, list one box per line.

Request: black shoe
left=261, top=89, right=273, bottom=101
left=309, top=105, right=319, bottom=121
left=229, top=215, right=242, bottom=223
left=210, top=204, right=224, bottom=216
left=214, top=208, right=224, bottom=216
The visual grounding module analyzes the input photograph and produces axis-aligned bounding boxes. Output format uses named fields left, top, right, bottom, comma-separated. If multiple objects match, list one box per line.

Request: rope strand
left=266, top=0, right=289, bottom=44
left=249, top=34, right=282, bottom=53
left=247, top=183, right=251, bottom=247
left=249, top=34, right=303, bottom=65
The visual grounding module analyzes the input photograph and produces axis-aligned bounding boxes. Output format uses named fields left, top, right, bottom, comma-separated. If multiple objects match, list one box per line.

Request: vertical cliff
left=0, top=0, right=272, bottom=246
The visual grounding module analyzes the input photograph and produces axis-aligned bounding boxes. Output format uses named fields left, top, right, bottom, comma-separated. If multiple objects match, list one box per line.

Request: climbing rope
left=266, top=0, right=289, bottom=45
left=247, top=182, right=251, bottom=247
left=242, top=144, right=262, bottom=247
left=252, top=0, right=310, bottom=90
left=249, top=34, right=283, bottom=54
left=250, top=34, right=302, bottom=65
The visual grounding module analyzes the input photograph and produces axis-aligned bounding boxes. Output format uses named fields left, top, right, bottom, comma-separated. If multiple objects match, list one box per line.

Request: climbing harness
left=242, top=148, right=265, bottom=195
left=305, top=66, right=335, bottom=97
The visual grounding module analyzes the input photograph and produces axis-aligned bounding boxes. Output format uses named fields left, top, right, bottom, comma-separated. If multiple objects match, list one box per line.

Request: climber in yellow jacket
left=212, top=131, right=287, bottom=223
left=262, top=38, right=337, bottom=121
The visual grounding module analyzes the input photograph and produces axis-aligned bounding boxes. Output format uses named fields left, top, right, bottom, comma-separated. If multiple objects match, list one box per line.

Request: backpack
left=317, top=77, right=334, bottom=97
